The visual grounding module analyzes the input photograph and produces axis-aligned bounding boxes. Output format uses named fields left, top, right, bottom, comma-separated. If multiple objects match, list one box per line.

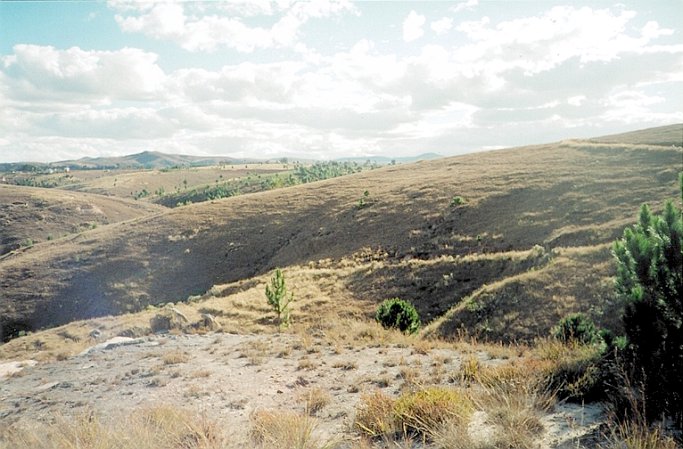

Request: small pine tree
left=612, top=173, right=683, bottom=427
left=265, top=268, right=293, bottom=328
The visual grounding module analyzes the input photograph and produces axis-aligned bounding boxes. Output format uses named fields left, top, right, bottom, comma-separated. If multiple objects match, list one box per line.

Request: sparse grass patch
left=299, top=387, right=332, bottom=416
left=0, top=406, right=224, bottom=449
left=393, top=387, right=474, bottom=437
left=473, top=373, right=555, bottom=449
left=250, top=409, right=334, bottom=449
left=162, top=350, right=190, bottom=365
left=354, top=387, right=474, bottom=441
left=297, top=357, right=318, bottom=370
left=332, top=360, right=357, bottom=370
left=458, top=355, right=481, bottom=385
left=188, top=369, right=211, bottom=379
left=354, top=390, right=398, bottom=439
left=397, top=366, right=422, bottom=390
left=602, top=420, right=679, bottom=449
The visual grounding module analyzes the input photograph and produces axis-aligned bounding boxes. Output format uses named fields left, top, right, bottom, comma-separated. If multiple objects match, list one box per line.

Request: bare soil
left=0, top=332, right=604, bottom=448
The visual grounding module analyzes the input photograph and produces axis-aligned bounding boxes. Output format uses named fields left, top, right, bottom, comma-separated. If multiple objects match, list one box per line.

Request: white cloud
left=403, top=10, right=426, bottom=43
left=33, top=108, right=176, bottom=139
left=567, top=95, right=586, bottom=106
left=451, top=0, right=478, bottom=14
left=1, top=3, right=681, bottom=163
left=111, top=0, right=356, bottom=53
left=1, top=45, right=166, bottom=104
left=431, top=17, right=453, bottom=35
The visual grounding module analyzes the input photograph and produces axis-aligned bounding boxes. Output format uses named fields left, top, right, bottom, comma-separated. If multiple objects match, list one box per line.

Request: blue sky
left=1, top=0, right=681, bottom=163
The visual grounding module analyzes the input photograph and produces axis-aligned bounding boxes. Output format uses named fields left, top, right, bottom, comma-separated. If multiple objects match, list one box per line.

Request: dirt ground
left=0, top=332, right=604, bottom=448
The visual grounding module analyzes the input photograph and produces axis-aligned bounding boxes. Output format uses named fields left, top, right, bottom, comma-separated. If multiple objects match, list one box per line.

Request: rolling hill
left=0, top=124, right=680, bottom=345
left=0, top=185, right=164, bottom=257
left=54, top=151, right=250, bottom=170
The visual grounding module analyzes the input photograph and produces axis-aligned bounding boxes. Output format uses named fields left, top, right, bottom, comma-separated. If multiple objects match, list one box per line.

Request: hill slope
left=0, top=125, right=681, bottom=343
left=0, top=185, right=164, bottom=256
left=58, top=151, right=249, bottom=169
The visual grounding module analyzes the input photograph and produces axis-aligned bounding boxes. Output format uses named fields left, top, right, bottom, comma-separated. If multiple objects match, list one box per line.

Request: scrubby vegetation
left=551, top=313, right=601, bottom=345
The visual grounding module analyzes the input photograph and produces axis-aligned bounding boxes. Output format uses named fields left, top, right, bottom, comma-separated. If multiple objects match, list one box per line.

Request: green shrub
left=551, top=313, right=601, bottom=345
left=375, top=298, right=420, bottom=334
left=450, top=196, right=466, bottom=206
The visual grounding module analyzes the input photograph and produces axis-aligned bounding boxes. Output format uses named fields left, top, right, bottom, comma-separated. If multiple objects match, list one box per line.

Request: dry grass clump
left=458, top=355, right=482, bottom=385
left=249, top=409, right=338, bottom=449
left=428, top=418, right=489, bottom=449
left=0, top=406, right=223, bottom=449
left=331, top=360, right=358, bottom=370
left=354, top=390, right=399, bottom=438
left=354, top=387, right=474, bottom=441
left=533, top=337, right=605, bottom=401
left=473, top=369, right=555, bottom=449
left=602, top=421, right=680, bottom=449
left=162, top=350, right=190, bottom=365
left=298, top=387, right=332, bottom=416
left=394, top=387, right=475, bottom=436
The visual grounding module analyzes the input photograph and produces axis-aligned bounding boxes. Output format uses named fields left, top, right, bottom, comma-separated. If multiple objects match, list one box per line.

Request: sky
left=0, top=0, right=681, bottom=163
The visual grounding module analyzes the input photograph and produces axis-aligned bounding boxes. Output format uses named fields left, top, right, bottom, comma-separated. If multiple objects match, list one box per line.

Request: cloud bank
left=1, top=2, right=681, bottom=162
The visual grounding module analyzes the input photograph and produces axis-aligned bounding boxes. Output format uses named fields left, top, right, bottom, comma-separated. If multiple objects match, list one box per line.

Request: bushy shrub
left=551, top=313, right=601, bottom=345
left=375, top=298, right=420, bottom=334
left=450, top=196, right=466, bottom=206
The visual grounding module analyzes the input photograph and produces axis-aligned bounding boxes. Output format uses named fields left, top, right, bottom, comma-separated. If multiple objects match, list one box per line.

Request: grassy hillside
left=0, top=125, right=680, bottom=344
left=2, top=164, right=289, bottom=201
left=0, top=185, right=163, bottom=256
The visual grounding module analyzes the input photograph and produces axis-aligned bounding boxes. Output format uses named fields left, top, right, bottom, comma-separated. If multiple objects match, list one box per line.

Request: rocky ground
left=0, top=332, right=604, bottom=448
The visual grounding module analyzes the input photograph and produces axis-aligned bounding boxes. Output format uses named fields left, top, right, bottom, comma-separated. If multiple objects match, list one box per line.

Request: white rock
left=0, top=360, right=37, bottom=379
left=79, top=337, right=144, bottom=356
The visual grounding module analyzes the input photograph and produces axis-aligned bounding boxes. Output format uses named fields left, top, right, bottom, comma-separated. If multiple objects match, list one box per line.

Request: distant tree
left=612, top=173, right=682, bottom=427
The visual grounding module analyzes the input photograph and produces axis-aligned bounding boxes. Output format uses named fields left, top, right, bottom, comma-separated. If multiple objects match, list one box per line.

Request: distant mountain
left=0, top=151, right=256, bottom=172
left=336, top=153, right=443, bottom=164
left=57, top=151, right=253, bottom=170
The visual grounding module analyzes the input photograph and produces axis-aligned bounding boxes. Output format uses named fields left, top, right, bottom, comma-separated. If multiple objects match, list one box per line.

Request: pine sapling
left=265, top=268, right=293, bottom=328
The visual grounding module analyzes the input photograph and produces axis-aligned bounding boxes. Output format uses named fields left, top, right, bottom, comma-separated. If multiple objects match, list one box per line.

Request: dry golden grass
left=354, top=390, right=398, bottom=438
left=354, top=386, right=476, bottom=442
left=161, top=350, right=190, bottom=365
left=299, top=387, right=332, bottom=416
left=602, top=421, right=680, bottom=449
left=250, top=409, right=339, bottom=449
left=393, top=387, right=475, bottom=437
left=0, top=406, right=224, bottom=449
